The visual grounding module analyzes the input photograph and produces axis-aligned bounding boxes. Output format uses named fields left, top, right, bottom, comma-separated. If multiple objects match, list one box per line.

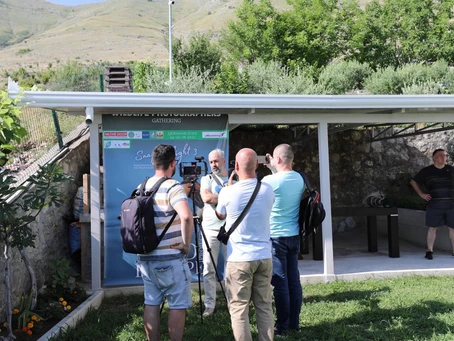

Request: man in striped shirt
left=411, top=148, right=454, bottom=260
left=136, top=144, right=194, bottom=341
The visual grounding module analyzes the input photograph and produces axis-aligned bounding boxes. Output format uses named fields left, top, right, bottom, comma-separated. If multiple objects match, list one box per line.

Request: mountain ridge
left=0, top=0, right=369, bottom=72
left=0, top=0, right=262, bottom=71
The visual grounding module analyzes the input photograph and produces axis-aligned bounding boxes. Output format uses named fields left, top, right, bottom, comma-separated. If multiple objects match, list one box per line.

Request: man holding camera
left=410, top=148, right=454, bottom=260
left=263, top=144, right=305, bottom=336
left=215, top=148, right=275, bottom=341
left=199, top=148, right=229, bottom=317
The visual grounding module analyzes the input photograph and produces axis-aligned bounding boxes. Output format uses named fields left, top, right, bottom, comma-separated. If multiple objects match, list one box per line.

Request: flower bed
left=0, top=285, right=87, bottom=341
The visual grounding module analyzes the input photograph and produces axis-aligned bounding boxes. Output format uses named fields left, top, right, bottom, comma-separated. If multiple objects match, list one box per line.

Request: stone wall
left=230, top=127, right=454, bottom=234
left=0, top=135, right=89, bottom=321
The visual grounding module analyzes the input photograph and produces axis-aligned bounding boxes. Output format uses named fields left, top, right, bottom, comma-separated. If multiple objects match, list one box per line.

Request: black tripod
left=188, top=176, right=227, bottom=324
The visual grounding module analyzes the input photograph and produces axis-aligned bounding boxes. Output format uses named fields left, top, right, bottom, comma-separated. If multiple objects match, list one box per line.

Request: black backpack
left=299, top=172, right=326, bottom=241
left=120, top=177, right=176, bottom=254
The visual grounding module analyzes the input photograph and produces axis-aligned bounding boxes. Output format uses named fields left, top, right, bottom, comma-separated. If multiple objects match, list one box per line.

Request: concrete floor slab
left=299, top=228, right=454, bottom=284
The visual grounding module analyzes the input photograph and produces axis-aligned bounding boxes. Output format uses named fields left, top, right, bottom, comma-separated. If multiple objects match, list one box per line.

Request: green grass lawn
left=50, top=276, right=454, bottom=341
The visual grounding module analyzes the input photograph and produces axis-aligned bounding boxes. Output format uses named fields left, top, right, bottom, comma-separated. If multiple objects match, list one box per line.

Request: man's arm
left=215, top=191, right=227, bottom=220
left=215, top=210, right=226, bottom=220
left=265, top=153, right=277, bottom=174
left=410, top=179, right=431, bottom=201
left=170, top=200, right=194, bottom=256
left=200, top=188, right=219, bottom=205
left=200, top=176, right=220, bottom=205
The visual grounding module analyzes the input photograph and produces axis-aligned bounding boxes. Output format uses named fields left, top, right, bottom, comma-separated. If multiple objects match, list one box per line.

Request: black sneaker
left=425, top=250, right=433, bottom=260
left=274, top=329, right=288, bottom=338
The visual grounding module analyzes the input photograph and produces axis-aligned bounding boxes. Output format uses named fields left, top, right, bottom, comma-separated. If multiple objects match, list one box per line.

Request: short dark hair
left=433, top=148, right=445, bottom=157
left=152, top=144, right=176, bottom=170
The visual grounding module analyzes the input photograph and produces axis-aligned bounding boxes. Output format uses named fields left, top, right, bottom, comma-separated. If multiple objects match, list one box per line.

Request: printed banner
left=102, top=113, right=229, bottom=286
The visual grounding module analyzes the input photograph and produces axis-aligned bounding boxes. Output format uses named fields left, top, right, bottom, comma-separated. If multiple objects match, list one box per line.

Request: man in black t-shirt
left=410, top=148, right=454, bottom=260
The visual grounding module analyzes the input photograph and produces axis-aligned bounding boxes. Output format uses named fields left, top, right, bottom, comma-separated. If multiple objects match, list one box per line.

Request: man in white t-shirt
left=216, top=148, right=275, bottom=341
left=199, top=148, right=229, bottom=317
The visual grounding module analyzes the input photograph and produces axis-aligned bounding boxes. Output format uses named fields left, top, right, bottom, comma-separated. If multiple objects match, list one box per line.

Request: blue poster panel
left=102, top=113, right=229, bottom=286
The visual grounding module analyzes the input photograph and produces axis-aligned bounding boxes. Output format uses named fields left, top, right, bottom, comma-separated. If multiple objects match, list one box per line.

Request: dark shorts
left=426, top=207, right=454, bottom=228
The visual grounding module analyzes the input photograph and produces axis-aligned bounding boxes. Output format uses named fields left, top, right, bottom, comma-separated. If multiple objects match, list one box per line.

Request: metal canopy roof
left=8, top=77, right=454, bottom=287
left=8, top=78, right=454, bottom=125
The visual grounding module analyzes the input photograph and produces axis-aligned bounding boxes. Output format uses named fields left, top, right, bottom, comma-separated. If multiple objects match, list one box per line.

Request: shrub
left=16, top=48, right=31, bottom=56
left=214, top=62, right=250, bottom=94
left=232, top=60, right=324, bottom=94
left=318, top=60, right=373, bottom=94
left=46, top=61, right=105, bottom=92
left=365, top=62, right=454, bottom=94
left=364, top=66, right=405, bottom=94
left=401, top=81, right=443, bottom=94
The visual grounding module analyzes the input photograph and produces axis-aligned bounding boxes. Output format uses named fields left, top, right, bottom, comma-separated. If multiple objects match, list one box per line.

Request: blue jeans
left=271, top=235, right=302, bottom=333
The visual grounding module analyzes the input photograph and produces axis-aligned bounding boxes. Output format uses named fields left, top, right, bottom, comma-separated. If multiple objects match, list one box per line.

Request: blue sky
left=46, top=0, right=106, bottom=5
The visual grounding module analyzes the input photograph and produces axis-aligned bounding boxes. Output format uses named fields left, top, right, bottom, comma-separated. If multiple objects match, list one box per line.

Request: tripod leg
left=199, top=224, right=228, bottom=305
left=193, top=219, right=204, bottom=324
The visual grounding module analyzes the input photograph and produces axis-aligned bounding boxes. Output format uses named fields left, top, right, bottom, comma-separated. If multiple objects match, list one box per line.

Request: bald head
left=235, top=148, right=258, bottom=179
left=274, top=144, right=294, bottom=165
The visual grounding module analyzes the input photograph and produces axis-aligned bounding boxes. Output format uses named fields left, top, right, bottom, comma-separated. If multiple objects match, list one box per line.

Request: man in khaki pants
left=216, top=148, right=275, bottom=341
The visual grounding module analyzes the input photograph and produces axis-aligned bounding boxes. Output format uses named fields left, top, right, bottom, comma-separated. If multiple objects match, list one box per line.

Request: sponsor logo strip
left=103, top=130, right=228, bottom=140
left=103, top=140, right=131, bottom=149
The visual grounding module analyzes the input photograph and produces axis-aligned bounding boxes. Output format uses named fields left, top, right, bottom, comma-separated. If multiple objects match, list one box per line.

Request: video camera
left=179, top=156, right=208, bottom=181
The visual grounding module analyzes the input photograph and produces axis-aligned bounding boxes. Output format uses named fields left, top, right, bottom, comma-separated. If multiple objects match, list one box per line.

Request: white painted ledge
left=37, top=290, right=104, bottom=341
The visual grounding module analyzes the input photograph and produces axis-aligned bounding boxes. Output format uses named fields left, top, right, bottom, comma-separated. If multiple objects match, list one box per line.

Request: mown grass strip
left=50, top=276, right=454, bottom=341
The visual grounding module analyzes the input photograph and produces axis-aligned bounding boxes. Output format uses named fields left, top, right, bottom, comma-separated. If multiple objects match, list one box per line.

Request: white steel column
left=318, top=121, right=335, bottom=280
left=88, top=107, right=102, bottom=291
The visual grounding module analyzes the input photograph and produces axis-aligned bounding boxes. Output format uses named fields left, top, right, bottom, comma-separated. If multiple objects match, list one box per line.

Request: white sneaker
left=203, top=308, right=215, bottom=317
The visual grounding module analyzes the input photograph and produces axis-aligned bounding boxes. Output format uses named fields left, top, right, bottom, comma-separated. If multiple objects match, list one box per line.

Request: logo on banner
left=156, top=131, right=164, bottom=139
left=104, top=140, right=131, bottom=149
left=142, top=131, right=150, bottom=139
left=202, top=131, right=227, bottom=138
left=104, top=131, right=128, bottom=138
left=128, top=131, right=143, bottom=139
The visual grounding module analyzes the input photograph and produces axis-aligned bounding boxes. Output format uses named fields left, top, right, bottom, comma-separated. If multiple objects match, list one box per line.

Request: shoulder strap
left=142, top=177, right=177, bottom=245
left=225, top=181, right=261, bottom=239
left=300, top=172, right=313, bottom=192
left=157, top=211, right=177, bottom=243
left=139, top=177, right=168, bottom=196
left=210, top=172, right=223, bottom=187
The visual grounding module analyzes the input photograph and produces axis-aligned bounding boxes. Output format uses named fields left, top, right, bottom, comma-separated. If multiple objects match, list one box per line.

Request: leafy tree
left=133, top=62, right=157, bottom=93
left=0, top=91, right=27, bottom=167
left=173, top=33, right=222, bottom=77
left=355, top=0, right=454, bottom=69
left=275, top=0, right=343, bottom=68
left=220, top=0, right=278, bottom=64
left=221, top=0, right=361, bottom=69
left=1, top=164, right=71, bottom=340
left=0, top=92, right=72, bottom=340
